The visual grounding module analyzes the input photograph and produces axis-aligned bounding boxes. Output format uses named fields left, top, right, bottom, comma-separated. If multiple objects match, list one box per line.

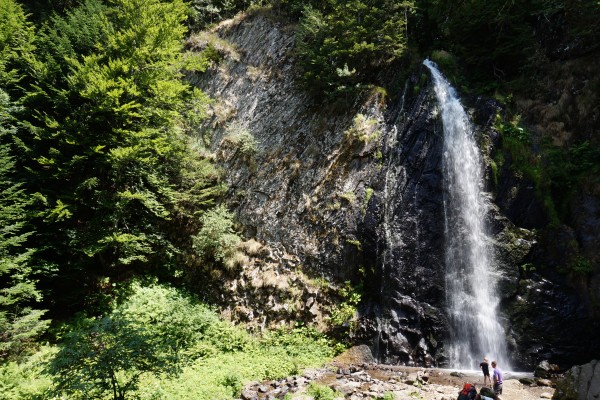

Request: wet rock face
left=503, top=269, right=600, bottom=369
left=191, top=11, right=597, bottom=370
left=357, top=76, right=450, bottom=366
left=191, top=12, right=453, bottom=364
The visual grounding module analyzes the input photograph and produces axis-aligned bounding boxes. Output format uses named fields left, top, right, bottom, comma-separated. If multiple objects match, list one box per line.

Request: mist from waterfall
left=424, top=59, right=510, bottom=370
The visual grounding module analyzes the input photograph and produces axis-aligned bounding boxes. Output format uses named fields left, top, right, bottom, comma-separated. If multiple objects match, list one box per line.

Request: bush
left=0, top=346, right=55, bottom=400
left=4, top=284, right=338, bottom=399
left=306, top=383, right=340, bottom=400
left=224, top=122, right=259, bottom=158
left=193, top=204, right=241, bottom=263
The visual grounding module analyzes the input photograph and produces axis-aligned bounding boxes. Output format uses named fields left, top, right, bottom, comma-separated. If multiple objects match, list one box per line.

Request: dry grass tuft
left=239, top=239, right=263, bottom=256
left=224, top=251, right=249, bottom=272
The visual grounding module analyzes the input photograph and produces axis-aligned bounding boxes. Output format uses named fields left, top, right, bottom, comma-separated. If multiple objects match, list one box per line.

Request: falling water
left=423, top=60, right=510, bottom=370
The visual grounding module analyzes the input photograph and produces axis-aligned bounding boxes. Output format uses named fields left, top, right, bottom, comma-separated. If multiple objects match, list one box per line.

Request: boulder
left=553, top=359, right=600, bottom=400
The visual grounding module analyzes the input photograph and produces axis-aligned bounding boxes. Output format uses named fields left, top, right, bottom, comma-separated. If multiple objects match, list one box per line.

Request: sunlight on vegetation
left=0, top=284, right=336, bottom=399
left=1, top=0, right=600, bottom=397
left=345, top=114, right=381, bottom=144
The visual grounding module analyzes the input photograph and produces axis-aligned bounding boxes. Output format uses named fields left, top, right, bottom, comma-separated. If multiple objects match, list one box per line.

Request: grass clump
left=306, top=382, right=340, bottom=400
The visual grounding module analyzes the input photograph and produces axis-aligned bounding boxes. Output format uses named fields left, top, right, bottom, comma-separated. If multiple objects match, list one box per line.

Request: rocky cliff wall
left=188, top=10, right=599, bottom=370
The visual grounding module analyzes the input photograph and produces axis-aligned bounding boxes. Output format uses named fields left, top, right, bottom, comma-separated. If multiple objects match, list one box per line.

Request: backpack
left=479, top=386, right=497, bottom=399
left=457, top=383, right=477, bottom=400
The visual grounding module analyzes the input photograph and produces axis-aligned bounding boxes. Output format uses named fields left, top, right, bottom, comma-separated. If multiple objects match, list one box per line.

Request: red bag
left=458, top=383, right=477, bottom=400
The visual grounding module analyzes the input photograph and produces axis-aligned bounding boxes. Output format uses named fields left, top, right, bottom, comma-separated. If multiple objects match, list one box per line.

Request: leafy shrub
left=4, top=284, right=337, bottom=399
left=329, top=281, right=362, bottom=334
left=220, top=373, right=243, bottom=395
left=338, top=191, right=356, bottom=204
left=193, top=204, right=241, bottom=263
left=306, top=383, right=340, bottom=400
left=224, top=122, right=259, bottom=158
left=345, top=114, right=381, bottom=144
left=0, top=346, right=55, bottom=400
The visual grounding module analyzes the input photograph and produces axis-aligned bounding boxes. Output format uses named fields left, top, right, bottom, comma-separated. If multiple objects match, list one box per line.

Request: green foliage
left=224, top=122, right=259, bottom=158
left=188, top=0, right=261, bottom=30
left=329, top=281, right=362, bottom=339
left=3, top=283, right=337, bottom=399
left=0, top=23, right=50, bottom=360
left=49, top=314, right=180, bottom=400
left=11, top=0, right=223, bottom=313
left=294, top=0, right=415, bottom=97
left=563, top=256, right=594, bottom=276
left=47, top=283, right=230, bottom=399
left=306, top=382, right=340, bottom=400
left=496, top=113, right=600, bottom=226
left=193, top=204, right=241, bottom=263
left=0, top=0, right=36, bottom=92
left=418, top=0, right=600, bottom=86
left=0, top=345, right=55, bottom=399
left=346, top=239, right=362, bottom=251
left=519, top=263, right=537, bottom=275
left=345, top=114, right=381, bottom=144
left=544, top=140, right=600, bottom=222
left=494, top=114, right=558, bottom=224
left=338, top=191, right=356, bottom=204
left=422, top=0, right=535, bottom=83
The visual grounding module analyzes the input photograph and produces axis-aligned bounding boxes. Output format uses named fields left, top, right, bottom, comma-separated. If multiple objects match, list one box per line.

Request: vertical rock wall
left=189, top=10, right=599, bottom=369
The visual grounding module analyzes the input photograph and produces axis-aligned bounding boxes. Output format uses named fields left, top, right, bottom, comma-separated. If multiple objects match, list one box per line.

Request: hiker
left=491, top=361, right=503, bottom=396
left=480, top=356, right=491, bottom=386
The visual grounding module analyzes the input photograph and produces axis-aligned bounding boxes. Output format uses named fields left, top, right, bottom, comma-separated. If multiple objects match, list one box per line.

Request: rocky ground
left=240, top=349, right=556, bottom=400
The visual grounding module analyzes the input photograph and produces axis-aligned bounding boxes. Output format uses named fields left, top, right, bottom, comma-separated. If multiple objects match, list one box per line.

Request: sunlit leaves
left=295, top=0, right=415, bottom=96
left=10, top=0, right=221, bottom=312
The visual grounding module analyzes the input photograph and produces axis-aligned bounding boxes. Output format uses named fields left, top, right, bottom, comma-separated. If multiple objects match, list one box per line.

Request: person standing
left=480, top=356, right=491, bottom=386
left=491, top=360, right=503, bottom=396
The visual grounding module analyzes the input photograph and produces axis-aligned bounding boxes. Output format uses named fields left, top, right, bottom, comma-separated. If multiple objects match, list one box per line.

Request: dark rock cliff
left=189, top=11, right=600, bottom=370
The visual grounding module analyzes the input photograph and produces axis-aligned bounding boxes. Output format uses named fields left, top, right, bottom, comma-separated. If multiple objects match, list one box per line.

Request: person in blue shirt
left=491, top=360, right=503, bottom=395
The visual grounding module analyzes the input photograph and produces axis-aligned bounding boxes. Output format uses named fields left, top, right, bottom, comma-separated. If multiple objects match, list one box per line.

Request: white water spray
left=423, top=60, right=510, bottom=370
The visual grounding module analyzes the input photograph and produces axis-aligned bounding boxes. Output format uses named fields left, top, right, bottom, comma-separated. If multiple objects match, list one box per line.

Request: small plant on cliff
left=338, top=191, right=356, bottom=204
left=224, top=122, right=259, bottom=158
left=346, top=239, right=362, bottom=251
left=362, top=187, right=374, bottom=215
left=192, top=204, right=241, bottom=264
left=345, top=114, right=381, bottom=144
left=329, top=281, right=362, bottom=339
left=494, top=114, right=559, bottom=225
left=564, top=256, right=594, bottom=276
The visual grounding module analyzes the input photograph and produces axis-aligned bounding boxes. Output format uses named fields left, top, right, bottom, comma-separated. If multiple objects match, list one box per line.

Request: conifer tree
left=17, top=0, right=224, bottom=313
left=0, top=0, right=49, bottom=359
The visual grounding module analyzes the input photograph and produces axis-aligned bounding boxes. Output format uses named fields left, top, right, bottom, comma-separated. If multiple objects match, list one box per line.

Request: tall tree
left=17, top=0, right=223, bottom=314
left=0, top=0, right=49, bottom=360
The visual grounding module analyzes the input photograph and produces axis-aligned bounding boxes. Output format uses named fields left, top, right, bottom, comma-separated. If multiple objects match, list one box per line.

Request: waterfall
left=423, top=60, right=510, bottom=370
